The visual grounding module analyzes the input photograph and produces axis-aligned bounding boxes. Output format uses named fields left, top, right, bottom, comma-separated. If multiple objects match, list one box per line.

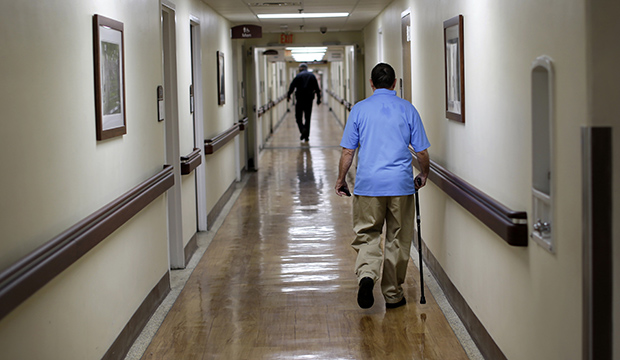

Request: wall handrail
left=256, top=95, right=287, bottom=118
left=204, top=124, right=240, bottom=155
left=327, top=89, right=353, bottom=111
left=180, top=148, right=202, bottom=175
left=238, top=117, right=249, bottom=131
left=411, top=150, right=528, bottom=246
left=0, top=165, right=175, bottom=321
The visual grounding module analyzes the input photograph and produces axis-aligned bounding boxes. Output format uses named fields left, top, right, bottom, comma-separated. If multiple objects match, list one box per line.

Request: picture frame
left=93, top=14, right=127, bottom=140
left=217, top=51, right=226, bottom=105
left=443, top=15, right=465, bottom=123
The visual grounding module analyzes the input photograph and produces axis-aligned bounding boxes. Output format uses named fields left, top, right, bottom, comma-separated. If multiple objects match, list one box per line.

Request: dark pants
left=295, top=99, right=313, bottom=140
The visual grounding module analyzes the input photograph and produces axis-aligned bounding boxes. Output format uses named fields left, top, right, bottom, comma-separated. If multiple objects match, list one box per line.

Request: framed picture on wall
left=217, top=51, right=225, bottom=105
left=443, top=15, right=465, bottom=123
left=93, top=14, right=127, bottom=140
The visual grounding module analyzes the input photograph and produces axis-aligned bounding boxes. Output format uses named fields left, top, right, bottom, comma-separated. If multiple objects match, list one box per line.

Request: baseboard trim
left=207, top=181, right=236, bottom=230
left=184, top=233, right=198, bottom=265
left=102, top=271, right=171, bottom=360
left=416, top=238, right=507, bottom=360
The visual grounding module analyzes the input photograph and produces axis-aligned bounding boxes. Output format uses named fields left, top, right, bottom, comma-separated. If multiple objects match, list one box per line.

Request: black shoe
left=386, top=297, right=407, bottom=309
left=300, top=134, right=305, bottom=141
left=357, top=277, right=374, bottom=309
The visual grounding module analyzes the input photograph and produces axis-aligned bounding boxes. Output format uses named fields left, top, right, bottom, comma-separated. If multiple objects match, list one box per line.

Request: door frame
left=190, top=17, right=208, bottom=231
left=161, top=1, right=185, bottom=269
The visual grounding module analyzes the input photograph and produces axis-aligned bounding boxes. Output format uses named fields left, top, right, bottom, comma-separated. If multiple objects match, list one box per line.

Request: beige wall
left=0, top=0, right=243, bottom=357
left=0, top=0, right=168, bottom=358
left=365, top=0, right=589, bottom=359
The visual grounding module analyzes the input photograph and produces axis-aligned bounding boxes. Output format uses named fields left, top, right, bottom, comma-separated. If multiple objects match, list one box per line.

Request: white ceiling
left=200, top=0, right=394, bottom=34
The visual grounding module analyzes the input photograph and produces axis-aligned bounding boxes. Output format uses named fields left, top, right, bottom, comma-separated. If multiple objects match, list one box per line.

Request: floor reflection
left=141, top=105, right=471, bottom=360
left=296, top=147, right=321, bottom=208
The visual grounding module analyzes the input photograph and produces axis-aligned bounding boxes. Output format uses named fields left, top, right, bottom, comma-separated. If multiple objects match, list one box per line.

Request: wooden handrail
left=411, top=150, right=528, bottom=246
left=204, top=124, right=240, bottom=155
left=180, top=148, right=202, bottom=175
left=256, top=96, right=288, bottom=118
left=238, top=117, right=249, bottom=131
left=327, top=89, right=353, bottom=111
left=0, top=165, right=175, bottom=321
left=275, top=95, right=287, bottom=105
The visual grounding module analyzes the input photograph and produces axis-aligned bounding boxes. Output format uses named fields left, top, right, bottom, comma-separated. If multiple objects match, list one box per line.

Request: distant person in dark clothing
left=287, top=63, right=321, bottom=142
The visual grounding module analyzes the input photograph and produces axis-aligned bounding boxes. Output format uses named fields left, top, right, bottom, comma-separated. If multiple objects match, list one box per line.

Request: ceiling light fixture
left=287, top=47, right=327, bottom=62
left=287, top=47, right=328, bottom=52
left=292, top=53, right=325, bottom=62
left=257, top=12, right=349, bottom=19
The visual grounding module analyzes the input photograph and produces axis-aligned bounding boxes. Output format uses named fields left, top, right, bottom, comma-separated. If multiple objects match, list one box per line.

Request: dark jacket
left=288, top=70, right=321, bottom=102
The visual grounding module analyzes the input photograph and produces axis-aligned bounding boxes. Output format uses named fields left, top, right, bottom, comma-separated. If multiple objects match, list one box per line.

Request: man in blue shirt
left=335, top=63, right=430, bottom=309
left=287, top=63, right=322, bottom=141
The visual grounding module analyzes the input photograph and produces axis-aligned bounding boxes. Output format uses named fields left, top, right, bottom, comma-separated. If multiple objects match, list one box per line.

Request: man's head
left=299, top=63, right=308, bottom=72
left=370, top=63, right=396, bottom=90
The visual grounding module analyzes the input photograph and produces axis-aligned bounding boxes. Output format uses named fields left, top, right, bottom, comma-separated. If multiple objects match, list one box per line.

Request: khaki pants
left=352, top=195, right=414, bottom=303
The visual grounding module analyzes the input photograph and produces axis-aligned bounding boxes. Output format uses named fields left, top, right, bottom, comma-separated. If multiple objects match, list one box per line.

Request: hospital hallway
left=132, top=105, right=480, bottom=359
left=1, top=0, right=617, bottom=358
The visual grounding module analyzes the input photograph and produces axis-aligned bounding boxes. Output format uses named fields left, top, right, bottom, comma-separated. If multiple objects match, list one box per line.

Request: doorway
left=190, top=19, right=208, bottom=231
left=162, top=3, right=184, bottom=269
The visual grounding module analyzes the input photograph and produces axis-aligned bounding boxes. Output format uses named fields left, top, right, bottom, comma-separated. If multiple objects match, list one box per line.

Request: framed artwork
left=93, top=14, right=127, bottom=140
left=443, top=15, right=465, bottom=123
left=217, top=51, right=225, bottom=105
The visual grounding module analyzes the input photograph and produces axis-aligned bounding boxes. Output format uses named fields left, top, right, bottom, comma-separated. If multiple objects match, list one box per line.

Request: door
left=190, top=19, right=207, bottom=231
left=162, top=3, right=184, bottom=269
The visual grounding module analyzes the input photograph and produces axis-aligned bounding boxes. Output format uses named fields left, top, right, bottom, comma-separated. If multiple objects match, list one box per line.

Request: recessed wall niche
left=531, top=55, right=554, bottom=253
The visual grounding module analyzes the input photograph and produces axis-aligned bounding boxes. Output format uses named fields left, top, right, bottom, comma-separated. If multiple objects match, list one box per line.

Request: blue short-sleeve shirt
left=340, top=89, right=430, bottom=196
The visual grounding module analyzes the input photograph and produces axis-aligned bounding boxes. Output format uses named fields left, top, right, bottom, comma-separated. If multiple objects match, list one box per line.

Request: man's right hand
left=414, top=174, right=428, bottom=190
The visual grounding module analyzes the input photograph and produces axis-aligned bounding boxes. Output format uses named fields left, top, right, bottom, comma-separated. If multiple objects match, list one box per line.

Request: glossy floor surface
left=142, top=105, right=471, bottom=359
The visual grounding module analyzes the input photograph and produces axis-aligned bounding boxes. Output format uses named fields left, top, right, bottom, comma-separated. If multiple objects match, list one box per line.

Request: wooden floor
left=142, top=105, right=470, bottom=359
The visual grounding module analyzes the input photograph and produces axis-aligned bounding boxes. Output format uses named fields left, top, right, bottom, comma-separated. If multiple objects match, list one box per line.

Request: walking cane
left=415, top=178, right=426, bottom=304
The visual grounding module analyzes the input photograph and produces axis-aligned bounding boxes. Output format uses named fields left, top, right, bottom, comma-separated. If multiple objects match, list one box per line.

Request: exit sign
left=279, top=33, right=293, bottom=44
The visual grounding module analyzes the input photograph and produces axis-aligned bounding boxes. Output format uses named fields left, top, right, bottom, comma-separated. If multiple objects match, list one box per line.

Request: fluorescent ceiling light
left=257, top=12, right=348, bottom=19
left=287, top=47, right=327, bottom=53
left=286, top=46, right=326, bottom=61
left=292, top=53, right=325, bottom=62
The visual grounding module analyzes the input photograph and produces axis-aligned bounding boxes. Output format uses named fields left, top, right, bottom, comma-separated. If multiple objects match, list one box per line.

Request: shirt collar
left=373, top=88, right=396, bottom=96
